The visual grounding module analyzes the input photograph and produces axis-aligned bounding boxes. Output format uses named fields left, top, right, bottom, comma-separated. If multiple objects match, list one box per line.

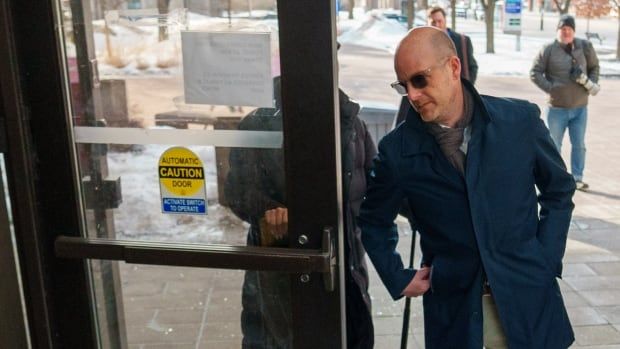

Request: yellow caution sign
left=158, top=147, right=207, bottom=214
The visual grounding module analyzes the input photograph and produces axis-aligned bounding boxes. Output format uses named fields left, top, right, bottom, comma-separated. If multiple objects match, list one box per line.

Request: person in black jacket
left=428, top=6, right=478, bottom=84
left=225, top=76, right=376, bottom=348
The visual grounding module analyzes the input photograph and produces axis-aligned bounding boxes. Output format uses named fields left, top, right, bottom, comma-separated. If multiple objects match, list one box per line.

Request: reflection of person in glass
left=225, top=75, right=376, bottom=348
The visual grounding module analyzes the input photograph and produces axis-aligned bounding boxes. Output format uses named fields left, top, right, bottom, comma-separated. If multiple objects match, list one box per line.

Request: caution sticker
left=158, top=147, right=207, bottom=214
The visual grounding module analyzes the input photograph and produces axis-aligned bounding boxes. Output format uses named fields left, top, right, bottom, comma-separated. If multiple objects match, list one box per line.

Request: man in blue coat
left=359, top=27, right=576, bottom=348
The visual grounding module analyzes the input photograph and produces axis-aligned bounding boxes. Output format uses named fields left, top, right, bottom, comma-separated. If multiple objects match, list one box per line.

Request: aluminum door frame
left=0, top=0, right=344, bottom=348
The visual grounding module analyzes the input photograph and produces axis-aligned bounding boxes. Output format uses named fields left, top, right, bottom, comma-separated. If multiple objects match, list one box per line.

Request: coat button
left=346, top=171, right=352, bottom=177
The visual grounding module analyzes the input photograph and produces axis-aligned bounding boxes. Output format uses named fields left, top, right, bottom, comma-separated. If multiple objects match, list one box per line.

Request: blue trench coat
left=359, top=81, right=576, bottom=348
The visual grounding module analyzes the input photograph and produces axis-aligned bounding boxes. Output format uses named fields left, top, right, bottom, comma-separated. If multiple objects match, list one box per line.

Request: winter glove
left=569, top=65, right=584, bottom=82
left=570, top=66, right=600, bottom=96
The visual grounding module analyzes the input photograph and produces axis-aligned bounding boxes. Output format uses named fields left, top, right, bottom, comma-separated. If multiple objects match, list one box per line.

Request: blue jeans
left=546, top=106, right=588, bottom=181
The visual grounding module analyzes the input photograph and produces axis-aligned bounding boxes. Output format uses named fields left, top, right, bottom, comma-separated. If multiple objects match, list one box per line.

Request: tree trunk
left=617, top=14, right=620, bottom=60
left=349, top=0, right=354, bottom=19
left=553, top=0, right=571, bottom=14
left=485, top=0, right=495, bottom=53
left=158, top=0, right=170, bottom=41
left=407, top=0, right=415, bottom=29
left=451, top=0, right=456, bottom=30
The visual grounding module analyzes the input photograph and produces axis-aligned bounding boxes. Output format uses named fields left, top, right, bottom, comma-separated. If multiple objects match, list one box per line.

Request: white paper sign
left=181, top=31, right=273, bottom=107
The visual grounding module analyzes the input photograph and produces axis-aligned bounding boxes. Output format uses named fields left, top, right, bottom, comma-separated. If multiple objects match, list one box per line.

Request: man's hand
left=264, top=207, right=288, bottom=238
left=569, top=65, right=584, bottom=82
left=402, top=266, right=431, bottom=297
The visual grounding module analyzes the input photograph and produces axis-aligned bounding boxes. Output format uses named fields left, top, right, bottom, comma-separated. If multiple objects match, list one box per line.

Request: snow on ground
left=91, top=8, right=620, bottom=78
left=107, top=142, right=248, bottom=244
left=336, top=9, right=620, bottom=77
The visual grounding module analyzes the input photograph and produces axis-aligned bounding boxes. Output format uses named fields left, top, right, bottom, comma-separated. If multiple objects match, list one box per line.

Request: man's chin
left=418, top=108, right=437, bottom=123
left=419, top=113, right=437, bottom=123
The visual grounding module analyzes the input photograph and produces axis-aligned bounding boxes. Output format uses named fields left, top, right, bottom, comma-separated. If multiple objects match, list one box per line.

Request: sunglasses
left=390, top=57, right=450, bottom=96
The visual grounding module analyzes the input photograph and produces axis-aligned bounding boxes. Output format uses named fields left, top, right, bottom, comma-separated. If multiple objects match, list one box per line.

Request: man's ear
left=449, top=56, right=461, bottom=80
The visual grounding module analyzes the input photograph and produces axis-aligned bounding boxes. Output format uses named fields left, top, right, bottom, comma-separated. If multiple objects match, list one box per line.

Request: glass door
left=2, top=0, right=343, bottom=348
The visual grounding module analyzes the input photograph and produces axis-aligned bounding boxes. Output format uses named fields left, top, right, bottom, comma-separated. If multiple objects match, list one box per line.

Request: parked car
left=383, top=12, right=408, bottom=23
left=382, top=10, right=427, bottom=27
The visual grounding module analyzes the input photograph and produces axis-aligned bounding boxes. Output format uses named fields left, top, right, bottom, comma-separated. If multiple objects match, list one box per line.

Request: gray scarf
left=425, top=87, right=474, bottom=175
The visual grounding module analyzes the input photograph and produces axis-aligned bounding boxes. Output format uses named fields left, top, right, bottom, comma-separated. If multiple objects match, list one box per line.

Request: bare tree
left=158, top=0, right=171, bottom=41
left=100, top=0, right=127, bottom=62
left=607, top=0, right=619, bottom=59
left=451, top=0, right=456, bottom=30
left=481, top=0, right=497, bottom=53
left=349, top=0, right=355, bottom=19
left=407, top=0, right=415, bottom=29
left=574, top=0, right=612, bottom=32
left=552, top=0, right=571, bottom=14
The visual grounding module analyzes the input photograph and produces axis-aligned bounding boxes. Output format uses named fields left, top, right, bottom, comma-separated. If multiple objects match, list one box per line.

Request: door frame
left=0, top=0, right=344, bottom=348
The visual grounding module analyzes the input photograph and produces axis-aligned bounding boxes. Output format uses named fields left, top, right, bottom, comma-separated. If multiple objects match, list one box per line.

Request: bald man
left=358, top=27, right=575, bottom=348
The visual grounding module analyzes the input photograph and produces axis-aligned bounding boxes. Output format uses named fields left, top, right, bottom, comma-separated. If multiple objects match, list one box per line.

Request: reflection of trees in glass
left=100, top=0, right=131, bottom=67
left=158, top=0, right=171, bottom=41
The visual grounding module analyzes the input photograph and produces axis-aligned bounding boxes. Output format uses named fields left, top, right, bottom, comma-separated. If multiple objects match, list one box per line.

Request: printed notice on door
left=159, top=147, right=207, bottom=215
left=182, top=31, right=273, bottom=107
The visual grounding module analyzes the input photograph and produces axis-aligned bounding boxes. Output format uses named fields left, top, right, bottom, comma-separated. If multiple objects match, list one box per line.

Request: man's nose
left=407, top=84, right=424, bottom=101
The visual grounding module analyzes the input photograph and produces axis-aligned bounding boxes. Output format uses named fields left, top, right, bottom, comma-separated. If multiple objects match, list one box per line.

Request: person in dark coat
left=225, top=76, right=376, bottom=348
left=359, top=27, right=575, bottom=349
left=428, top=6, right=478, bottom=84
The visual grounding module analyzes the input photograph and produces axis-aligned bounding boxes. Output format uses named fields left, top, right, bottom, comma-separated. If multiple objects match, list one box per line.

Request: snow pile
left=85, top=8, right=620, bottom=78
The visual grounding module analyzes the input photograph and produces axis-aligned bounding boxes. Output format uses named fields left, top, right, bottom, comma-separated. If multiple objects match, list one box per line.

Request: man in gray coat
left=530, top=14, right=600, bottom=191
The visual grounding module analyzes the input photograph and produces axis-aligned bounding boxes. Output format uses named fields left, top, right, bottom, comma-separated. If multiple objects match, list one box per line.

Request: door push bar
left=55, top=227, right=337, bottom=291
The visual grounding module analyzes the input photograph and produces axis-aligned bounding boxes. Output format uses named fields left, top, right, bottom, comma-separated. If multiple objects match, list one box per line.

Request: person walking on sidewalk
left=359, top=26, right=576, bottom=348
left=530, top=14, right=600, bottom=191
left=428, top=6, right=478, bottom=84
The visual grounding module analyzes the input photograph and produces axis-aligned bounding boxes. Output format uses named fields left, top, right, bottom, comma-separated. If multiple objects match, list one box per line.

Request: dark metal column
left=70, top=0, right=127, bottom=347
left=277, top=1, right=345, bottom=348
left=0, top=0, right=96, bottom=347
left=0, top=95, right=29, bottom=349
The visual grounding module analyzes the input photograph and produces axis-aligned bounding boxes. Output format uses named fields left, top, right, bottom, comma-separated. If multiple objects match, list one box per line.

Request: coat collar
left=401, top=79, right=490, bottom=157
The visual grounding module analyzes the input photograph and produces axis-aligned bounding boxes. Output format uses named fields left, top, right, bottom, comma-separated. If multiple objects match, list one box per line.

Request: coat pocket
left=430, top=255, right=479, bottom=296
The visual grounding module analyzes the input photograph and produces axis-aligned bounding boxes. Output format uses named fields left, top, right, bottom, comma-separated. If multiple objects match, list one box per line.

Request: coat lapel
left=402, top=104, right=466, bottom=187
left=400, top=81, right=491, bottom=189
left=464, top=81, right=491, bottom=190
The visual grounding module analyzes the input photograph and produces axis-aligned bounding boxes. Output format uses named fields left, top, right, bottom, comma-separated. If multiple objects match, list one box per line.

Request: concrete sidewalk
left=370, top=76, right=620, bottom=348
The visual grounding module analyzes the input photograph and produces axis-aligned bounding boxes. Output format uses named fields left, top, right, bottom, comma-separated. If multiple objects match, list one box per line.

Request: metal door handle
left=55, top=227, right=337, bottom=291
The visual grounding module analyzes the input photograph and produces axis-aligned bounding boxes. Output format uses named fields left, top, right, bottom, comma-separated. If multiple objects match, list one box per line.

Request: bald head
left=395, top=26, right=457, bottom=70
left=392, top=26, right=464, bottom=127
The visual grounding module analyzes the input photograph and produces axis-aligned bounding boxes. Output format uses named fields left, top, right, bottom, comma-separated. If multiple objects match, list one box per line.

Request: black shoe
left=575, top=180, right=589, bottom=191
